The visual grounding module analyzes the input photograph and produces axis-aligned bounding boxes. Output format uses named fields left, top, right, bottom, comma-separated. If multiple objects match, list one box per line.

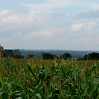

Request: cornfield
left=0, top=58, right=99, bottom=99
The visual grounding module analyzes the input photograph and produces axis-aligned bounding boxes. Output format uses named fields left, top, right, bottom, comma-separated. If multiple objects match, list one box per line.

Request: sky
left=0, top=0, right=99, bottom=50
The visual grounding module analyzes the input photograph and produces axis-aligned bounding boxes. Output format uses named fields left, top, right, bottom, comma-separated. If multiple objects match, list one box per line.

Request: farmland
left=0, top=58, right=99, bottom=99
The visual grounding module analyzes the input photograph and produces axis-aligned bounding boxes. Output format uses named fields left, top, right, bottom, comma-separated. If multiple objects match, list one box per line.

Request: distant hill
left=20, top=49, right=99, bottom=59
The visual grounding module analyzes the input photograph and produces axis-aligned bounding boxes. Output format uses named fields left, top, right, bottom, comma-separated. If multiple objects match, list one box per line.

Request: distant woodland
left=1, top=45, right=99, bottom=60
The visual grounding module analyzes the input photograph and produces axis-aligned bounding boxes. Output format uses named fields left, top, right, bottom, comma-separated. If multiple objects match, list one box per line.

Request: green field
left=0, top=58, right=99, bottom=99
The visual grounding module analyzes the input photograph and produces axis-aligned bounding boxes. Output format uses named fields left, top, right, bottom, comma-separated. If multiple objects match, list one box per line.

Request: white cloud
left=77, top=1, right=99, bottom=9
left=90, top=3, right=99, bottom=10
left=94, top=36, right=99, bottom=45
left=1, top=1, right=99, bottom=50
left=25, top=27, right=66, bottom=40
left=87, top=21, right=99, bottom=29
left=71, top=21, right=99, bottom=31
left=0, top=9, right=12, bottom=18
left=71, top=23, right=85, bottom=31
left=0, top=9, right=67, bottom=49
left=81, top=37, right=91, bottom=43
left=0, top=27, right=67, bottom=49
left=0, top=10, right=66, bottom=36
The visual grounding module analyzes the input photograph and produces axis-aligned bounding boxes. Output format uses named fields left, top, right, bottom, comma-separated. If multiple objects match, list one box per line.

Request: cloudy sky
left=0, top=0, right=99, bottom=50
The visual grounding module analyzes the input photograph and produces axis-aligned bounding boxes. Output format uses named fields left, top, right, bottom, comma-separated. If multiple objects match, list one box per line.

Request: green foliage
left=0, top=45, right=4, bottom=58
left=27, top=54, right=34, bottom=59
left=14, top=49, right=24, bottom=59
left=3, top=49, right=14, bottom=57
left=60, top=53, right=72, bottom=60
left=83, top=52, right=99, bottom=60
left=42, top=53, right=54, bottom=59
left=0, top=58, right=99, bottom=98
left=3, top=49, right=24, bottom=59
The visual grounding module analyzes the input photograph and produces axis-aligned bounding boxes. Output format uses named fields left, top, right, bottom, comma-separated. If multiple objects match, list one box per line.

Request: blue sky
left=0, top=0, right=99, bottom=50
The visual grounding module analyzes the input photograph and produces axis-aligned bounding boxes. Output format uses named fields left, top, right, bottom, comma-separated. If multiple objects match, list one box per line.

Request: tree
left=0, top=45, right=4, bottom=58
left=14, top=49, right=24, bottom=59
left=28, top=54, right=34, bottom=59
left=60, top=53, right=72, bottom=60
left=3, top=49, right=14, bottom=57
left=42, top=53, right=54, bottom=60
left=83, top=52, right=99, bottom=60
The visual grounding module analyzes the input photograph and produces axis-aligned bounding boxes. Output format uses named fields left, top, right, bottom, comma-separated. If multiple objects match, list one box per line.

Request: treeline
left=3, top=49, right=24, bottom=59
left=42, top=53, right=72, bottom=60
left=1, top=45, right=99, bottom=60
left=2, top=49, right=72, bottom=60
left=42, top=52, right=99, bottom=60
left=2, top=50, right=99, bottom=60
left=0, top=45, right=24, bottom=59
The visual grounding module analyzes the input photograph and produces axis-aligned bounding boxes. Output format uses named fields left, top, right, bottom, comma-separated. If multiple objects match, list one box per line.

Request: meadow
left=0, top=58, right=99, bottom=99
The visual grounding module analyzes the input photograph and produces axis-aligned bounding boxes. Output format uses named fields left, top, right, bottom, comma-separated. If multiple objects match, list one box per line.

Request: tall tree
left=3, top=49, right=14, bottom=57
left=28, top=54, right=34, bottom=59
left=42, top=53, right=54, bottom=60
left=60, top=53, right=72, bottom=60
left=0, top=45, right=4, bottom=58
left=14, top=49, right=24, bottom=59
left=83, top=52, right=99, bottom=60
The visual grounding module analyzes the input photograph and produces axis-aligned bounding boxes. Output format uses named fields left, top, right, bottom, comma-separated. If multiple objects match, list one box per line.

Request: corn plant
left=0, top=58, right=99, bottom=98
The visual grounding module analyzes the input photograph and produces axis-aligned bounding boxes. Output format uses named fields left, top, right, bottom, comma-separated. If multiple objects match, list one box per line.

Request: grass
left=0, top=58, right=99, bottom=99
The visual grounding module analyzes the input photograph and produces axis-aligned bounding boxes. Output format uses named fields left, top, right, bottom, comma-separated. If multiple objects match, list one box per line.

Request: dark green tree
left=42, top=53, right=54, bottom=60
left=83, top=52, right=99, bottom=60
left=3, top=49, right=14, bottom=57
left=14, top=49, right=24, bottom=59
left=0, top=45, right=4, bottom=58
left=28, top=54, right=34, bottom=59
left=60, top=53, right=72, bottom=60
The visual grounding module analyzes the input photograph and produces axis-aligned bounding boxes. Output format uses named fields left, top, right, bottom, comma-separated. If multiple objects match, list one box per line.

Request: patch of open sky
left=0, top=0, right=46, bottom=4
left=0, top=1, right=26, bottom=13
left=73, top=18, right=97, bottom=24
left=18, top=0, right=46, bottom=4
left=86, top=0, right=99, bottom=3
left=92, top=28, right=99, bottom=35
left=0, top=1, right=47, bottom=13
left=72, top=11, right=98, bottom=23
left=52, top=6, right=89, bottom=14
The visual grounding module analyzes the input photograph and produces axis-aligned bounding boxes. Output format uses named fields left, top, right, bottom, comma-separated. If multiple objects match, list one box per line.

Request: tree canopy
left=60, top=53, right=72, bottom=60
left=0, top=45, right=4, bottom=58
left=42, top=53, right=54, bottom=60
left=83, top=52, right=99, bottom=60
